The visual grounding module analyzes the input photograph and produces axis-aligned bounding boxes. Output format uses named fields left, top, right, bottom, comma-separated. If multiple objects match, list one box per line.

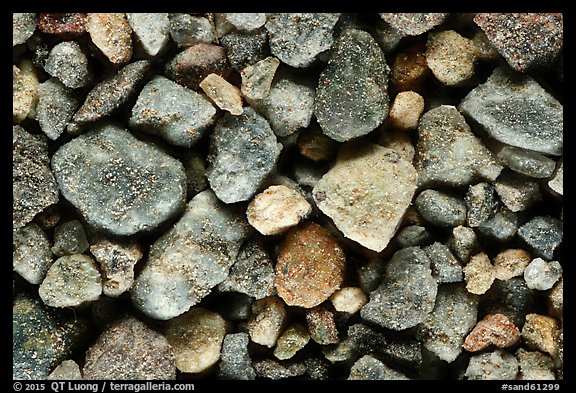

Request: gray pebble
left=415, top=189, right=467, bottom=228
left=459, top=66, right=563, bottom=156
left=13, top=223, right=53, bottom=285
left=517, top=349, right=555, bottom=380
left=348, top=355, right=410, bottom=380
left=497, top=146, right=557, bottom=178
left=130, top=76, right=216, bottom=148
left=253, top=359, right=307, bottom=380
left=447, top=225, right=480, bottom=263
left=169, top=14, right=214, bottom=47
left=424, top=242, right=463, bottom=284
left=380, top=338, right=423, bottom=375
left=477, top=208, right=521, bottom=242
left=524, top=258, right=562, bottom=291
left=517, top=216, right=563, bottom=260
left=126, top=13, right=170, bottom=57
left=547, top=159, right=563, bottom=196
left=36, top=78, right=80, bottom=140
left=396, top=225, right=435, bottom=248
left=51, top=220, right=89, bottom=257
left=347, top=323, right=388, bottom=355
left=465, top=350, right=519, bottom=380
left=494, top=172, right=542, bottom=212
left=51, top=124, right=187, bottom=236
left=480, top=278, right=536, bottom=328
left=207, top=107, right=282, bottom=204
left=221, top=28, right=269, bottom=71
left=465, top=182, right=499, bottom=227
left=223, top=13, right=266, bottom=31
left=357, top=259, right=385, bottom=293
left=13, top=13, right=36, bottom=46
left=304, top=357, right=331, bottom=380
left=44, top=41, right=91, bottom=89
left=47, top=360, right=82, bottom=380
left=218, top=333, right=256, bottom=380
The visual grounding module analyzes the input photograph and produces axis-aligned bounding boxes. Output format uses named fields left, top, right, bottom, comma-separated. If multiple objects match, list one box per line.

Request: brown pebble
left=275, top=222, right=346, bottom=308
left=522, top=314, right=560, bottom=357
left=297, top=125, right=338, bottom=162
left=38, top=13, right=86, bottom=35
left=463, top=314, right=521, bottom=352
left=86, top=13, right=132, bottom=64
left=389, top=42, right=430, bottom=96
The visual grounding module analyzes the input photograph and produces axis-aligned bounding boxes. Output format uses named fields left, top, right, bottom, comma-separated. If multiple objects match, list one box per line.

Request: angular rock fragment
left=388, top=91, right=425, bottom=130
left=465, top=182, right=499, bottom=227
left=347, top=323, right=388, bottom=355
left=517, top=216, right=563, bottom=260
left=523, top=258, right=562, bottom=291
left=13, top=13, right=37, bottom=45
left=547, top=159, right=563, bottom=196
left=494, top=249, right=532, bottom=281
left=297, top=126, right=338, bottom=162
left=165, top=43, right=230, bottom=90
left=548, top=279, right=563, bottom=319
left=51, top=124, right=187, bottom=236
left=323, top=338, right=355, bottom=364
left=348, top=355, right=410, bottom=380
left=44, top=41, right=91, bottom=89
left=38, top=13, right=86, bottom=35
left=315, top=28, right=390, bottom=142
left=426, top=30, right=477, bottom=86
left=253, top=359, right=306, bottom=380
left=330, top=287, right=368, bottom=314
left=274, top=323, right=310, bottom=360
left=522, top=314, right=559, bottom=357
left=463, top=252, right=496, bottom=295
left=494, top=172, right=542, bottom=212
left=517, top=349, right=555, bottom=380
left=361, top=247, right=437, bottom=330
left=305, top=306, right=339, bottom=345
left=13, top=61, right=38, bottom=123
left=240, top=56, right=279, bottom=107
left=199, top=73, right=243, bottom=115
left=424, top=242, right=463, bottom=284
left=36, top=78, right=79, bottom=140
left=169, top=14, right=214, bottom=47
left=207, top=107, right=282, bottom=204
left=415, top=105, right=502, bottom=188
left=51, top=220, right=89, bottom=257
left=248, top=296, right=287, bottom=348
left=304, top=357, right=331, bottom=380
left=477, top=210, right=521, bottom=243
left=221, top=28, right=269, bottom=71
left=415, top=189, right=467, bottom=228
left=480, top=278, right=536, bottom=329
left=265, top=13, right=340, bottom=68
left=447, top=225, right=480, bottom=263
left=130, top=76, right=217, bottom=147
left=497, top=146, right=557, bottom=178
left=126, top=13, right=169, bottom=57
left=380, top=13, right=448, bottom=36
left=463, top=314, right=521, bottom=352
left=223, top=13, right=266, bottom=31
left=47, top=360, right=82, bottom=380
left=459, top=66, right=563, bottom=156
left=83, top=317, right=175, bottom=379
left=13, top=223, right=53, bottom=285
left=86, top=13, right=132, bottom=64
left=465, top=350, right=519, bottom=380
left=131, top=190, right=251, bottom=320
left=218, top=333, right=256, bottom=380
left=313, top=143, right=417, bottom=252
left=166, top=307, right=226, bottom=374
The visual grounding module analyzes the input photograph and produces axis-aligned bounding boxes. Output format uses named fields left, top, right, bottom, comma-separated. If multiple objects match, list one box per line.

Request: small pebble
left=38, top=13, right=86, bottom=35
left=44, top=41, right=91, bottom=89
left=13, top=60, right=38, bottom=123
left=397, top=225, right=434, bottom=248
left=86, top=13, right=132, bottom=64
left=305, top=306, right=339, bottom=345
left=36, top=78, right=79, bottom=140
left=523, top=258, right=562, bottom=291
left=247, top=185, right=312, bottom=236
left=253, top=359, right=306, bottom=380
left=463, top=314, right=521, bottom=352
left=477, top=208, right=521, bottom=243
left=389, top=42, right=429, bottom=95
left=13, top=223, right=53, bottom=285
left=51, top=220, right=89, bottom=257
left=126, top=13, right=169, bottom=57
left=357, top=259, right=386, bottom=293
left=424, top=242, right=463, bottom=284
left=465, top=182, right=499, bottom=227
left=426, top=30, right=477, bottom=86
left=548, top=279, right=563, bottom=319
left=348, top=355, right=410, bottom=380
left=447, top=225, right=480, bottom=263
left=165, top=43, right=230, bottom=90
left=166, top=307, right=226, bottom=374
left=13, top=13, right=36, bottom=46
left=480, top=278, right=536, bottom=329
left=169, top=14, right=214, bottom=48
left=330, top=287, right=368, bottom=314
left=494, top=249, right=532, bottom=281
left=274, top=323, right=310, bottom=360
left=517, top=349, right=555, bottom=380
left=517, top=216, right=563, bottom=260
left=220, top=28, right=269, bottom=71
left=322, top=338, right=355, bottom=364
left=547, top=159, right=563, bottom=196
left=465, top=350, right=519, bottom=380
left=199, top=73, right=244, bottom=115
left=415, top=189, right=467, bottom=228
left=494, top=172, right=542, bottom=212
left=463, top=252, right=496, bottom=295
left=223, top=13, right=266, bottom=31
left=497, top=146, right=557, bottom=178
left=47, top=360, right=82, bottom=380
left=248, top=296, right=287, bottom=348
left=522, top=314, right=560, bottom=357
left=380, top=13, right=448, bottom=36
left=388, top=91, right=425, bottom=130
left=297, top=126, right=338, bottom=162
left=218, top=333, right=256, bottom=380
left=240, top=56, right=280, bottom=107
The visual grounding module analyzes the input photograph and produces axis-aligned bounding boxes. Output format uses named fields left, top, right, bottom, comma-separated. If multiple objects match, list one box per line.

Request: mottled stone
left=51, top=220, right=88, bottom=257
left=348, top=355, right=410, bottom=380
left=424, top=242, right=463, bottom=284
left=415, top=105, right=502, bottom=188
left=240, top=56, right=280, bottom=108
left=388, top=91, right=425, bottom=130
left=347, top=323, right=388, bottom=356
left=463, top=314, right=521, bottom=352
left=426, top=30, right=477, bottom=86
left=51, top=124, right=187, bottom=236
left=169, top=14, right=214, bottom=48
left=131, top=190, right=251, bottom=320
left=517, top=216, right=563, bottom=260
left=126, top=13, right=169, bottom=57
left=207, top=107, right=282, bottom=204
left=415, top=189, right=467, bottom=228
left=274, top=323, right=310, bottom=360
left=447, top=225, right=480, bottom=263
left=130, top=76, right=217, bottom=147
left=221, top=28, right=269, bottom=71
left=313, top=143, right=417, bottom=252
left=330, top=287, right=368, bottom=314
left=459, top=66, right=563, bottom=156
left=548, top=279, right=563, bottom=319
left=166, top=308, right=226, bottom=373
left=36, top=78, right=79, bottom=140
left=47, top=360, right=82, bottom=380
left=465, top=182, right=499, bottom=227
left=464, top=252, right=496, bottom=295
left=84, top=317, right=175, bottom=379
left=248, top=296, right=287, bottom=348
left=253, top=359, right=306, bottom=380
left=13, top=61, right=39, bottom=123
left=199, top=73, right=243, bottom=115
left=275, top=222, right=345, bottom=308
left=380, top=13, right=448, bottom=36
left=13, top=223, right=53, bottom=285
left=497, top=146, right=557, bottom=178
left=38, top=13, right=86, bottom=35
left=13, top=13, right=36, bottom=45
left=44, top=41, right=91, bottom=89
left=494, top=249, right=532, bottom=281
left=86, top=13, right=132, bottom=64
left=218, top=333, right=256, bottom=380
left=465, top=350, right=519, bottom=380
left=322, top=338, right=355, bottom=364
left=517, top=349, right=555, bottom=380
left=389, top=42, right=429, bottom=95
left=305, top=306, right=338, bottom=345
left=524, top=258, right=562, bottom=291
left=522, top=314, right=559, bottom=357
left=223, top=13, right=266, bottom=31
left=494, top=172, right=542, bottom=212
left=304, top=357, right=331, bottom=380
left=165, top=43, right=230, bottom=90
left=361, top=247, right=437, bottom=330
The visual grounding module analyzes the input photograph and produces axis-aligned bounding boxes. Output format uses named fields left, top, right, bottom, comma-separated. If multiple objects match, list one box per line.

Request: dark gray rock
left=221, top=28, right=269, bottom=71
left=44, top=41, right=91, bottom=89
left=347, top=323, right=388, bottom=355
left=348, top=355, right=410, bottom=380
left=51, top=220, right=89, bottom=257
left=397, top=225, right=435, bottom=248
left=424, top=242, right=463, bottom=284
left=36, top=78, right=80, bottom=140
left=358, top=259, right=386, bottom=293
left=380, top=338, right=423, bottom=375
left=253, top=359, right=307, bottom=380
left=415, top=189, right=467, bottom=228
left=465, top=182, right=499, bottom=227
left=517, top=216, right=563, bottom=260
left=207, top=107, right=282, bottom=204
left=304, top=357, right=331, bottom=380
left=497, top=146, right=557, bottom=178
left=13, top=223, right=53, bottom=285
left=51, top=124, right=187, bottom=236
left=459, top=66, right=563, bottom=156
left=315, top=28, right=390, bottom=142
left=477, top=208, right=521, bottom=242
left=480, top=278, right=536, bottom=328
left=218, top=333, right=256, bottom=380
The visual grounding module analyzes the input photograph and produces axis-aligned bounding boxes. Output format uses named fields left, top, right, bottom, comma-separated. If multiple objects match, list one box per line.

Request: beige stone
left=388, top=91, right=425, bottom=130
left=522, top=314, right=560, bottom=357
left=330, top=287, right=368, bottom=314
left=426, top=30, right=477, bottom=86
left=86, top=13, right=132, bottom=64
left=494, top=249, right=531, bottom=280
left=13, top=60, right=38, bottom=122
left=273, top=323, right=310, bottom=360
left=200, top=73, right=243, bottom=115
left=248, top=296, right=287, bottom=348
left=463, top=252, right=495, bottom=295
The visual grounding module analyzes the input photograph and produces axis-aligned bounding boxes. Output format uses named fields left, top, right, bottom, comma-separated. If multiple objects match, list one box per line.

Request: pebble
left=207, top=107, right=282, bottom=204
left=165, top=43, right=230, bottom=90
left=38, top=13, right=86, bottom=35
left=389, top=42, right=429, bottom=95
left=253, top=359, right=307, bottom=380
left=199, top=73, right=244, bottom=115
left=463, top=314, right=520, bottom=352
left=83, top=317, right=175, bottom=379
left=47, top=360, right=82, bottom=380
left=304, top=357, right=331, bottom=380
left=248, top=296, right=288, bottom=348
left=465, top=350, right=519, bottom=380
left=548, top=279, right=563, bottom=319
left=274, top=323, right=311, bottom=360
left=305, top=306, right=339, bottom=345
left=426, top=30, right=477, bottom=86
left=36, top=78, right=79, bottom=140
left=517, top=216, right=563, bottom=260
left=275, top=222, right=345, bottom=308
left=44, top=41, right=91, bottom=89
left=381, top=338, right=423, bottom=375
left=522, top=314, right=559, bottom=357
left=494, top=172, right=542, bottom=212
left=463, top=252, right=496, bottom=295
left=348, top=355, right=410, bottom=380
left=13, top=223, right=53, bottom=285
left=218, top=333, right=256, bottom=380
left=169, top=14, right=214, bottom=48
left=13, top=13, right=36, bottom=46
left=223, top=13, right=266, bottom=31
left=166, top=307, right=226, bottom=373
left=52, top=124, right=187, bottom=236
left=263, top=78, right=315, bottom=137
left=126, top=13, right=169, bottom=57
left=247, top=185, right=312, bottom=235
left=297, top=126, right=338, bottom=162
left=415, top=189, right=467, bottom=228
left=458, top=66, right=563, bottom=156
left=447, top=225, right=480, bottom=263
left=387, top=91, right=425, bottom=130
left=397, top=225, right=434, bottom=248
left=90, top=238, right=143, bottom=298
left=70, top=60, right=151, bottom=130
left=330, top=287, right=368, bottom=314
left=217, top=240, right=275, bottom=300
left=131, top=190, right=251, bottom=320
left=361, top=247, right=437, bottom=330
left=474, top=13, right=563, bottom=72
left=465, top=182, right=499, bottom=227
left=376, top=128, right=415, bottom=163
left=357, top=259, right=386, bottom=293
left=478, top=208, right=521, bottom=243
left=292, top=160, right=327, bottom=188
left=313, top=143, right=417, bottom=252
left=86, top=13, right=132, bottom=64
left=496, top=146, right=557, bottom=178
left=240, top=56, right=278, bottom=106
left=315, top=28, right=390, bottom=142
left=424, top=242, right=463, bottom=284
left=347, top=323, right=388, bottom=355
left=523, top=258, right=562, bottom=291
left=547, top=159, right=563, bottom=196
left=380, top=13, right=448, bottom=36
left=517, top=349, right=556, bottom=380
left=13, top=294, right=89, bottom=379
left=51, top=220, right=89, bottom=257
left=417, top=284, right=479, bottom=362
left=265, top=13, right=340, bottom=68
left=472, top=30, right=500, bottom=62
left=480, top=278, right=536, bottom=329
left=13, top=125, right=59, bottom=231
left=13, top=61, right=38, bottom=123
left=414, top=105, right=502, bottom=188
left=39, top=254, right=102, bottom=308
left=494, top=249, right=532, bottom=281
left=322, top=338, right=355, bottom=364
left=221, top=28, right=269, bottom=71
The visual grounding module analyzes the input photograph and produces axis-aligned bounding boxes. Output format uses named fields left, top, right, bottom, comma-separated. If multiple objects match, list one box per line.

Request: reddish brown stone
left=389, top=42, right=430, bottom=96
left=38, top=13, right=86, bottom=35
left=165, top=43, right=230, bottom=90
left=463, top=313, right=521, bottom=352
left=275, top=222, right=346, bottom=308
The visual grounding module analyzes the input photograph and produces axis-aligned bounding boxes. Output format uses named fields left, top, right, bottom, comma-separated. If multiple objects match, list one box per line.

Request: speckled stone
left=199, top=73, right=244, bottom=115
left=426, top=30, right=477, bottom=86
left=38, top=13, right=86, bottom=36
left=348, top=355, right=410, bottom=380
left=465, top=350, right=519, bottom=380
left=169, top=14, right=214, bottom=48
left=517, top=216, right=563, bottom=260
left=51, top=220, right=89, bottom=257
left=380, top=13, right=448, bottom=36
left=240, top=56, right=280, bottom=108
left=13, top=61, right=38, bottom=123
left=305, top=306, right=338, bottom=345
left=47, top=360, right=82, bottom=380
left=517, top=349, right=555, bottom=380
left=463, top=314, right=521, bottom=352
left=494, top=172, right=542, bottom=212
left=523, top=258, right=562, bottom=291
left=218, top=333, right=256, bottom=380
left=522, top=314, right=560, bottom=357
left=465, top=182, right=499, bottom=228
left=494, top=249, right=532, bottom=281
left=36, top=78, right=79, bottom=140
left=165, top=43, right=230, bottom=90
left=463, top=252, right=496, bottom=295
left=447, top=225, right=480, bottom=263
left=13, top=13, right=37, bottom=46
left=86, top=13, right=132, bottom=64
left=547, top=159, right=563, bottom=196
left=248, top=296, right=287, bottom=348
left=126, top=13, right=169, bottom=57
left=330, top=287, right=368, bottom=314
left=424, top=242, right=463, bottom=284
left=415, top=189, right=467, bottom=228
left=388, top=91, right=425, bottom=130
left=480, top=278, right=536, bottom=329
left=496, top=146, right=557, bottom=179
left=274, top=323, right=310, bottom=360
left=220, top=28, right=269, bottom=71
left=253, top=359, right=307, bottom=380
left=548, top=279, right=563, bottom=319
left=13, top=223, right=53, bottom=285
